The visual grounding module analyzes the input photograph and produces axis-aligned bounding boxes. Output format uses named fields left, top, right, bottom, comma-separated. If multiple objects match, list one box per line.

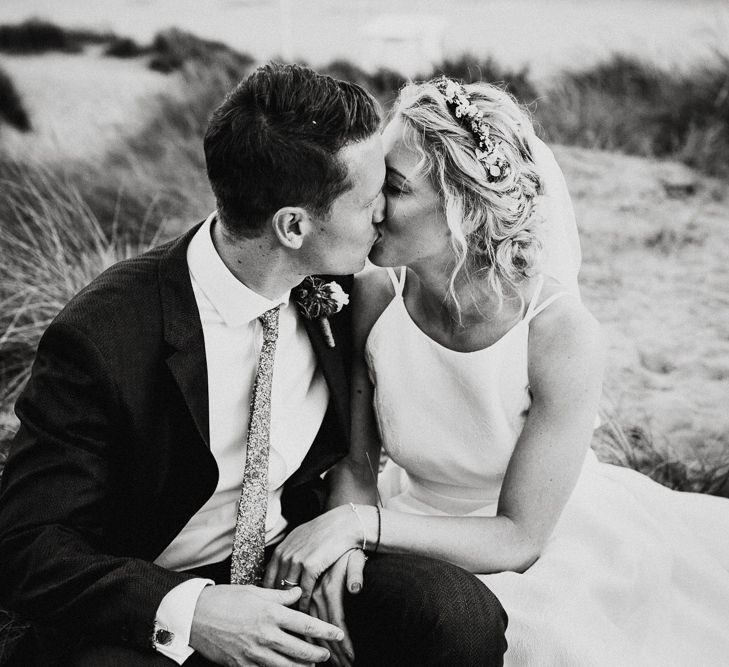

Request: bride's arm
left=365, top=295, right=605, bottom=573
left=262, top=270, right=392, bottom=583
left=325, top=268, right=391, bottom=509
left=265, top=289, right=604, bottom=597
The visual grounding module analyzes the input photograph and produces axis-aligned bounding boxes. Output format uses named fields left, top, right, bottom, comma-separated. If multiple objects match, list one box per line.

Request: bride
left=264, top=77, right=729, bottom=666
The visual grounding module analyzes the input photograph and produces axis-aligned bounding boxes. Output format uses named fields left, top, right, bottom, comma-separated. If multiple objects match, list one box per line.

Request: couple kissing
left=1, top=62, right=728, bottom=667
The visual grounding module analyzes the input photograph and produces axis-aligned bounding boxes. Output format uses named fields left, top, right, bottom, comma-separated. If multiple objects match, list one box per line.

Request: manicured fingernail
left=336, top=630, right=345, bottom=641
left=350, top=582, right=361, bottom=593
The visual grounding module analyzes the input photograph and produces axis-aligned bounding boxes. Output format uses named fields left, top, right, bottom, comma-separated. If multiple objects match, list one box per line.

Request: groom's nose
left=372, top=191, right=386, bottom=224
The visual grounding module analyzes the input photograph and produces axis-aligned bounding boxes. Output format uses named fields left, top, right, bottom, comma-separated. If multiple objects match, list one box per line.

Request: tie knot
left=258, top=306, right=280, bottom=342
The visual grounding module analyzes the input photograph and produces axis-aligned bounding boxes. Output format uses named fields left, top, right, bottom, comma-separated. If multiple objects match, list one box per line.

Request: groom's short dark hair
left=204, top=62, right=381, bottom=237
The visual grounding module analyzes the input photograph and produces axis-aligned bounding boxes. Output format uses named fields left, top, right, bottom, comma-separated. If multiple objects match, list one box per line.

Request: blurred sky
left=1, top=0, right=728, bottom=78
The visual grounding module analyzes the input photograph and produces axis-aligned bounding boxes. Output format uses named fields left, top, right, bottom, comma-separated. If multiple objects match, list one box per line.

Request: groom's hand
left=310, top=549, right=367, bottom=667
left=189, top=585, right=344, bottom=666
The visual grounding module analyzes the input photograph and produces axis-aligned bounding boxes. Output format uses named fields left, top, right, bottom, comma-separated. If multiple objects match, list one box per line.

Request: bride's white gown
left=367, top=268, right=729, bottom=667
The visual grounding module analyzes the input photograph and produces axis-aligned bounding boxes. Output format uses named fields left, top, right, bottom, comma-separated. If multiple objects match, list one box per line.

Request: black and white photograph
left=0, top=1, right=728, bottom=665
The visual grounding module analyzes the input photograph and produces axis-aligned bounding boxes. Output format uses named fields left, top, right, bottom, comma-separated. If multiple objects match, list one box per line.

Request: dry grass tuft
left=594, top=411, right=729, bottom=496
left=0, top=165, right=161, bottom=413
left=148, top=28, right=254, bottom=76
left=538, top=53, right=729, bottom=177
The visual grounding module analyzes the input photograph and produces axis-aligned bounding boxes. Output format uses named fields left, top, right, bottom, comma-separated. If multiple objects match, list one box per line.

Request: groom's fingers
left=298, top=567, right=320, bottom=612
left=313, top=579, right=349, bottom=667
left=266, top=628, right=331, bottom=664
left=262, top=551, right=281, bottom=589
left=277, top=605, right=345, bottom=642
left=309, top=597, right=340, bottom=667
left=321, top=574, right=354, bottom=667
left=345, top=548, right=366, bottom=594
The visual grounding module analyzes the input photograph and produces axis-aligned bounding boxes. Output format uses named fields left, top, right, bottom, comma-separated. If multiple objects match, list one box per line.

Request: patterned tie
left=230, top=305, right=281, bottom=585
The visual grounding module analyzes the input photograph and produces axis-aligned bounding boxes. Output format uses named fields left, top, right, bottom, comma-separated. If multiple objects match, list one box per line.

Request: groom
left=0, top=63, right=507, bottom=666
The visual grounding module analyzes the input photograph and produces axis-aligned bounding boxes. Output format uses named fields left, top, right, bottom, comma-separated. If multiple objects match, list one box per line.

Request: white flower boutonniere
left=294, top=276, right=350, bottom=348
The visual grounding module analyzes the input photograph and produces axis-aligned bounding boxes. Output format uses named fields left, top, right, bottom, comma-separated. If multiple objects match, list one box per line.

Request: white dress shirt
left=153, top=212, right=330, bottom=663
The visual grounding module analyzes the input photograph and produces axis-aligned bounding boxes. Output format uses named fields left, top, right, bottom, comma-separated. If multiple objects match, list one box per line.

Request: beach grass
left=537, top=53, right=729, bottom=177
left=594, top=412, right=729, bottom=496
left=148, top=28, right=254, bottom=76
left=0, top=163, right=163, bottom=410
left=0, top=60, right=239, bottom=377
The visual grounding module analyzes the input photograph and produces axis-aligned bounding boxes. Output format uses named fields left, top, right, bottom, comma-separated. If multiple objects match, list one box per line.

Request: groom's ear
left=271, top=206, right=309, bottom=250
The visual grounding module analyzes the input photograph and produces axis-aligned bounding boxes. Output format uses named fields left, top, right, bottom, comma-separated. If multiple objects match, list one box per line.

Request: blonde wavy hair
left=392, top=79, right=542, bottom=315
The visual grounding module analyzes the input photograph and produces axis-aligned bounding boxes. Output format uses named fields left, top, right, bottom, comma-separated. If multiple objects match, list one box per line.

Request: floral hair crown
left=435, top=76, right=510, bottom=182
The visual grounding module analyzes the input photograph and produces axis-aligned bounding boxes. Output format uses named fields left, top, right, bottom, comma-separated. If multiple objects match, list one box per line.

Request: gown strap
left=385, top=267, right=407, bottom=297
left=524, top=276, right=570, bottom=323
left=522, top=274, right=546, bottom=320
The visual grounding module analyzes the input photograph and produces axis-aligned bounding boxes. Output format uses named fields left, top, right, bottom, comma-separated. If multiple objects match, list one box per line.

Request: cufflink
left=153, top=623, right=174, bottom=647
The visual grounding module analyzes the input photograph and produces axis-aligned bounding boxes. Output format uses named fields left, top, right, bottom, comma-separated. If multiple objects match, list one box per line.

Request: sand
left=558, top=146, right=729, bottom=461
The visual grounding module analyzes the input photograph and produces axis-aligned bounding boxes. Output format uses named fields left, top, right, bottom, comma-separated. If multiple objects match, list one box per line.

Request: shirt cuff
left=153, top=578, right=214, bottom=664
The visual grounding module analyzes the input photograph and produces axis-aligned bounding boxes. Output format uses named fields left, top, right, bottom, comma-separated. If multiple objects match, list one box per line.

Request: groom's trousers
left=60, top=553, right=507, bottom=667
left=344, top=553, right=508, bottom=666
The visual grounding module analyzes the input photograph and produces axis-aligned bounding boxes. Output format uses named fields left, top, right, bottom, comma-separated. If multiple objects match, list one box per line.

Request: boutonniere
left=294, top=276, right=350, bottom=348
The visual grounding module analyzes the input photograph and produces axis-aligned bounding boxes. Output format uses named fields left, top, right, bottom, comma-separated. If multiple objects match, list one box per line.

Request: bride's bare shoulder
left=527, top=279, right=605, bottom=380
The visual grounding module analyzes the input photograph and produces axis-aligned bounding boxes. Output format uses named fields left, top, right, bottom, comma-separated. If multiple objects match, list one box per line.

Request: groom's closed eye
left=364, top=193, right=381, bottom=208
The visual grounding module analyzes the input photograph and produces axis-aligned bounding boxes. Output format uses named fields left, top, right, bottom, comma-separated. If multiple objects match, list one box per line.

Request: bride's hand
left=309, top=549, right=367, bottom=667
left=263, top=505, right=368, bottom=612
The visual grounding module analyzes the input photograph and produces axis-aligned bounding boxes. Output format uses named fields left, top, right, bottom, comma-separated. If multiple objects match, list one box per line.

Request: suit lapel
left=286, top=276, right=352, bottom=488
left=302, top=315, right=350, bottom=437
left=158, top=223, right=211, bottom=448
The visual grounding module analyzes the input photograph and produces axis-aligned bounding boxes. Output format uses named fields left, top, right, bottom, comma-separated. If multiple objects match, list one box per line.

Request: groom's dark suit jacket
left=0, top=223, right=353, bottom=656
